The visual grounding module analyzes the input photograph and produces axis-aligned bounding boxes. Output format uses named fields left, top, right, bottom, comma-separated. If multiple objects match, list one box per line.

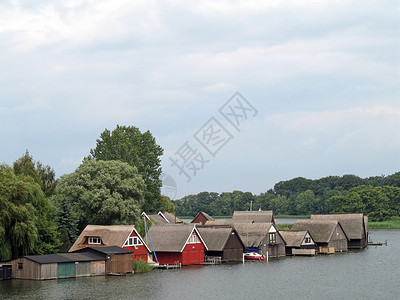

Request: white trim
left=158, top=211, right=170, bottom=223
left=180, top=226, right=209, bottom=252
left=141, top=212, right=150, bottom=221
left=122, top=228, right=152, bottom=253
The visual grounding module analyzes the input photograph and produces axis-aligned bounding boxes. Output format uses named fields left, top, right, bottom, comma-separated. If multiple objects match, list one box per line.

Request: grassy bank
left=369, top=217, right=400, bottom=229
left=276, top=224, right=293, bottom=231
left=133, top=259, right=153, bottom=273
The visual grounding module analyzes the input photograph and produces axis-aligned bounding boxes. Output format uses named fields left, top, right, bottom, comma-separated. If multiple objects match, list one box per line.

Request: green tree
left=0, top=166, right=60, bottom=260
left=87, top=125, right=163, bottom=212
left=56, top=160, right=145, bottom=231
left=13, top=150, right=57, bottom=197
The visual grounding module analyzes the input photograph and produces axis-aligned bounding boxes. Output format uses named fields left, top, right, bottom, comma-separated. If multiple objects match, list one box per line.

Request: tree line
left=0, top=125, right=172, bottom=261
left=174, top=173, right=400, bottom=221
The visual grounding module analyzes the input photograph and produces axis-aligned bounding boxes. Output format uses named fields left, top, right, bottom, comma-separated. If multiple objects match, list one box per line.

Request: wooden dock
left=157, top=263, right=181, bottom=269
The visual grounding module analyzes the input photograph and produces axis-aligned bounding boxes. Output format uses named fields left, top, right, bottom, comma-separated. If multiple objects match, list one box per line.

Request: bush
left=133, top=258, right=153, bottom=273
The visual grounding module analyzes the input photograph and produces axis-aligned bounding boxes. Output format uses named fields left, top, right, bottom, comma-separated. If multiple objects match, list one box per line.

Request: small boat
left=244, top=252, right=265, bottom=261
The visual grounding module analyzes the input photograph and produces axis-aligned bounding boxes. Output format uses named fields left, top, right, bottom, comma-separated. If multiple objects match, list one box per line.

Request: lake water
left=1, top=229, right=398, bottom=300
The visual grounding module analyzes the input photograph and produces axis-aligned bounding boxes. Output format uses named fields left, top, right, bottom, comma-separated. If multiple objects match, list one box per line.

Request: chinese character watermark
left=169, top=92, right=257, bottom=182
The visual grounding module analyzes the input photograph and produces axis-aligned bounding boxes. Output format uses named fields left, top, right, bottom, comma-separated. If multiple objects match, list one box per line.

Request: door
left=58, top=262, right=76, bottom=279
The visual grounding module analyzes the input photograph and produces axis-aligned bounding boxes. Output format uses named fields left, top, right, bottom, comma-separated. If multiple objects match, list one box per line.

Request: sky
left=0, top=0, right=399, bottom=200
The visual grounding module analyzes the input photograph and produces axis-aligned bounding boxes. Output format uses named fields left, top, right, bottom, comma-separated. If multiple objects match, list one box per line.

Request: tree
left=0, top=166, right=60, bottom=261
left=56, top=160, right=145, bottom=231
left=87, top=125, right=164, bottom=212
left=13, top=150, right=57, bottom=197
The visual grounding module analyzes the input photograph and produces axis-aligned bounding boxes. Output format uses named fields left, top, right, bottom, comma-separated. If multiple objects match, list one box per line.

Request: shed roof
left=232, top=223, right=274, bottom=248
left=197, top=226, right=243, bottom=251
left=146, top=224, right=207, bottom=252
left=75, top=246, right=133, bottom=256
left=311, top=214, right=366, bottom=240
left=280, top=231, right=310, bottom=247
left=24, top=252, right=105, bottom=264
left=232, top=210, right=274, bottom=223
left=292, top=220, right=347, bottom=243
left=69, top=225, right=149, bottom=252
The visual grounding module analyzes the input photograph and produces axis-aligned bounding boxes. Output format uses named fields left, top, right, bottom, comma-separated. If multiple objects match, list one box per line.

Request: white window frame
left=88, top=237, right=101, bottom=244
left=188, top=234, right=200, bottom=244
left=124, top=236, right=143, bottom=247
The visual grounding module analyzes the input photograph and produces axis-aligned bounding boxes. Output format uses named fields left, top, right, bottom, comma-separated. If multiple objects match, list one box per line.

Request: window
left=124, top=236, right=143, bottom=247
left=188, top=234, right=200, bottom=244
left=304, top=237, right=312, bottom=244
left=18, top=263, right=23, bottom=270
left=269, top=233, right=276, bottom=244
left=88, top=237, right=101, bottom=244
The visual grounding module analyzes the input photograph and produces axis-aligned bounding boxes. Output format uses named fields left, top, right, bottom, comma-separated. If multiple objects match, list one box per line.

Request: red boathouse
left=145, top=224, right=208, bottom=265
left=69, top=225, right=151, bottom=262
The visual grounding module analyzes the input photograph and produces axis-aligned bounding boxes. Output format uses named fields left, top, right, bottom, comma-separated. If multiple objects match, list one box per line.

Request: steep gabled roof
left=311, top=214, right=366, bottom=240
left=232, top=210, right=274, bottom=223
left=192, top=211, right=215, bottom=223
left=280, top=231, right=313, bottom=247
left=146, top=224, right=207, bottom=252
left=161, top=211, right=183, bottom=224
left=69, top=225, right=149, bottom=253
left=292, top=220, right=347, bottom=243
left=197, top=226, right=244, bottom=251
left=232, top=223, right=274, bottom=248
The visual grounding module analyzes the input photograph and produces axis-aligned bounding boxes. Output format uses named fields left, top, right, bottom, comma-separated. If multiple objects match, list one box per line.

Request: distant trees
left=87, top=125, right=164, bottom=212
left=173, top=172, right=400, bottom=220
left=56, top=160, right=145, bottom=231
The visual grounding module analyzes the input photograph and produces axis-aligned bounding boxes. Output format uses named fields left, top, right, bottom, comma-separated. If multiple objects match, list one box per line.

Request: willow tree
left=56, top=160, right=145, bottom=231
left=87, top=125, right=163, bottom=212
left=0, top=166, right=60, bottom=261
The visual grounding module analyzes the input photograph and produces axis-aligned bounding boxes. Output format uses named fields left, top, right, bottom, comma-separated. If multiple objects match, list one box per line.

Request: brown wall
left=328, top=225, right=348, bottom=252
left=222, top=232, right=245, bottom=262
left=106, top=254, right=133, bottom=274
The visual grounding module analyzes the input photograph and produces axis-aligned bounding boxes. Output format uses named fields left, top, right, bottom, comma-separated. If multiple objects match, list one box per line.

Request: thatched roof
left=197, top=226, right=243, bottom=251
left=161, top=211, right=183, bottom=224
left=292, top=220, right=346, bottom=243
left=204, top=220, right=229, bottom=226
left=311, top=214, right=366, bottom=240
left=232, top=223, right=273, bottom=248
left=69, top=225, right=147, bottom=252
left=146, top=224, right=207, bottom=252
left=143, top=211, right=183, bottom=225
left=280, top=231, right=310, bottom=247
left=232, top=210, right=274, bottom=223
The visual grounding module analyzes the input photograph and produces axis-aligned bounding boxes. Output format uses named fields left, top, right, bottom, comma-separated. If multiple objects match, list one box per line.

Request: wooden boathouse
left=280, top=231, right=316, bottom=256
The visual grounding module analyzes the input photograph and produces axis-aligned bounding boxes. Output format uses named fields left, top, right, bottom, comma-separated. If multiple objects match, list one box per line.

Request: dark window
left=18, top=263, right=23, bottom=270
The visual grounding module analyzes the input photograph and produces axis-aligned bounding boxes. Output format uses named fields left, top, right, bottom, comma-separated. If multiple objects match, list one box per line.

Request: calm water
left=1, top=230, right=398, bottom=300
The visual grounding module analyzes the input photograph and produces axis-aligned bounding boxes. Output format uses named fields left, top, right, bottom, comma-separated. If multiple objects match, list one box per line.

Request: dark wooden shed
left=197, top=226, right=245, bottom=262
left=74, top=246, right=133, bottom=274
left=280, top=231, right=316, bottom=256
left=311, top=214, right=368, bottom=249
left=292, top=220, right=349, bottom=253
left=191, top=212, right=215, bottom=225
left=7, top=252, right=106, bottom=280
left=233, top=223, right=286, bottom=258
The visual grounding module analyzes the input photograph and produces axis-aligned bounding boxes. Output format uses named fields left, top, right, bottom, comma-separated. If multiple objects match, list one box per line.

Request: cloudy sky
left=1, top=0, right=399, bottom=199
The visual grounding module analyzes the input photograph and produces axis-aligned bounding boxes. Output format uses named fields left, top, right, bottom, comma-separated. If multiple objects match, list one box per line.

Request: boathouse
left=69, top=225, right=151, bottom=262
left=7, top=252, right=107, bottom=280
left=197, top=225, right=245, bottom=262
left=280, top=231, right=316, bottom=256
left=233, top=223, right=286, bottom=258
left=146, top=224, right=208, bottom=265
left=72, top=246, right=134, bottom=274
left=191, top=211, right=215, bottom=225
left=232, top=210, right=275, bottom=224
left=292, top=220, right=348, bottom=253
left=311, top=214, right=368, bottom=249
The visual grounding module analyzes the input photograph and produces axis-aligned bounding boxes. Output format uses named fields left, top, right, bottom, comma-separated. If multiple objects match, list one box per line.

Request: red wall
left=156, top=232, right=206, bottom=265
left=123, top=231, right=150, bottom=262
